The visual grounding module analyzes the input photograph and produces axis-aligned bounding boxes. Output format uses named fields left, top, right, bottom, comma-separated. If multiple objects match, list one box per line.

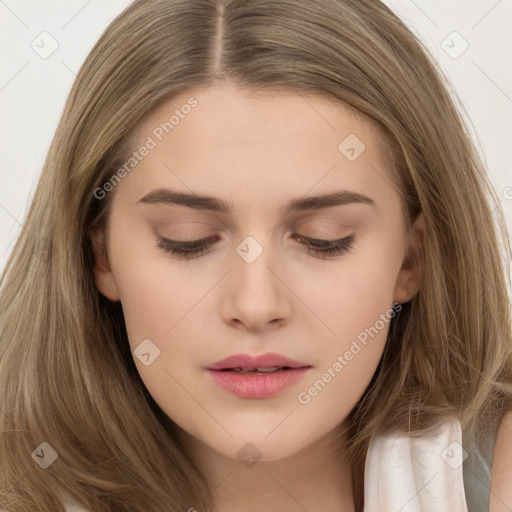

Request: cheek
left=111, top=239, right=202, bottom=344
left=112, top=252, right=207, bottom=410
left=297, top=261, right=399, bottom=416
left=306, top=246, right=402, bottom=337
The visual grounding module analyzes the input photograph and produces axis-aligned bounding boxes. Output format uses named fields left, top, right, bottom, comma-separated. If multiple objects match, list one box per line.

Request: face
left=91, top=82, right=423, bottom=464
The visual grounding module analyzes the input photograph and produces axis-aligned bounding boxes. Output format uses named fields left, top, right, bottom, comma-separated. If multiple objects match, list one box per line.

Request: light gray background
left=1, top=0, right=511, bottom=277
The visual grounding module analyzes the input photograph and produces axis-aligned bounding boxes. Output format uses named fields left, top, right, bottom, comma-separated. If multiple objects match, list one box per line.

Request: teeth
left=231, top=366, right=285, bottom=373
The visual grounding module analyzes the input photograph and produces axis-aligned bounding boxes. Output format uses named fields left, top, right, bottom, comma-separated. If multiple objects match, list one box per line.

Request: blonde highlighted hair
left=1, top=0, right=511, bottom=510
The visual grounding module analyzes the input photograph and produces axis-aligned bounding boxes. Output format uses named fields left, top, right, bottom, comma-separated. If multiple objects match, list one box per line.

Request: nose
left=220, top=236, right=293, bottom=332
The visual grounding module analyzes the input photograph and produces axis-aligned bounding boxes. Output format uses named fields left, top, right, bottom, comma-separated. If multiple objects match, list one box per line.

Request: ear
left=89, top=227, right=121, bottom=302
left=393, top=212, right=425, bottom=304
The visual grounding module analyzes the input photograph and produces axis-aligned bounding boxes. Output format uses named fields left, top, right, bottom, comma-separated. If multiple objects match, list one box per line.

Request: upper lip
left=206, top=352, right=310, bottom=371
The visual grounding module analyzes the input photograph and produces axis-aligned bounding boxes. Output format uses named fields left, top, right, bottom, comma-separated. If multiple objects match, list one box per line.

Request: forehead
left=115, top=83, right=399, bottom=216
left=134, top=83, right=385, bottom=153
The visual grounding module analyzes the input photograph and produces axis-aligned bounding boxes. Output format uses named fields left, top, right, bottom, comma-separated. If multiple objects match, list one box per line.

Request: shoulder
left=489, top=408, right=512, bottom=512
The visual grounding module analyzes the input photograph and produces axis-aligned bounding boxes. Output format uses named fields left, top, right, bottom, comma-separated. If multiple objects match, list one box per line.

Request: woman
left=1, top=1, right=511, bottom=510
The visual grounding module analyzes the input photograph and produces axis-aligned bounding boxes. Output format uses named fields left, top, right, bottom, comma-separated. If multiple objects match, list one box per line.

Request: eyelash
left=156, top=234, right=354, bottom=259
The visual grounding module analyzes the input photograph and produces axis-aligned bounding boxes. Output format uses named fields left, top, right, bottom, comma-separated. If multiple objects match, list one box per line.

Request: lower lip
left=205, top=367, right=311, bottom=399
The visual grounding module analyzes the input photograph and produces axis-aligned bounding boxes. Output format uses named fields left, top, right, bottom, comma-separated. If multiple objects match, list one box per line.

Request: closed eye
left=156, top=234, right=354, bottom=260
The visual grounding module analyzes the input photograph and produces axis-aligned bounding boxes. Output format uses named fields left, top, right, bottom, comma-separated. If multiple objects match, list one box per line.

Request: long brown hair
left=1, top=1, right=511, bottom=510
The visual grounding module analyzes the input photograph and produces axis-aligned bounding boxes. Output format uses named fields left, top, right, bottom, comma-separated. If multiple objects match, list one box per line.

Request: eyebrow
left=137, top=188, right=376, bottom=213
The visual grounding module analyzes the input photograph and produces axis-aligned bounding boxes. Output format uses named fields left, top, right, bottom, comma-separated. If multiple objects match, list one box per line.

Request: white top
left=364, top=417, right=469, bottom=511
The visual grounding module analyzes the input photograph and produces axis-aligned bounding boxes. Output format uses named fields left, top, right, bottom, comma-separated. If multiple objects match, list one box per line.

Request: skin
left=490, top=408, right=512, bottom=511
left=91, top=82, right=424, bottom=512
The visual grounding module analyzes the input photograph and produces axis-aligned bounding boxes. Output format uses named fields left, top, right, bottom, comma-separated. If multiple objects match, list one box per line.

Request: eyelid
left=156, top=232, right=355, bottom=259
left=159, top=234, right=219, bottom=247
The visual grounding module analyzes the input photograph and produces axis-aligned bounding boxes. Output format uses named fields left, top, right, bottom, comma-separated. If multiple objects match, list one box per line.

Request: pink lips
left=206, top=352, right=309, bottom=371
left=205, top=352, right=312, bottom=399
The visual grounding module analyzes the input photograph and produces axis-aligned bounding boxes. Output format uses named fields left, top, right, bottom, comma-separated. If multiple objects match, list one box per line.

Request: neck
left=176, top=420, right=356, bottom=512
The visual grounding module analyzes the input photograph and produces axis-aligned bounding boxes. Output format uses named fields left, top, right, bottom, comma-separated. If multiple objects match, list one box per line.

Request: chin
left=223, top=434, right=308, bottom=464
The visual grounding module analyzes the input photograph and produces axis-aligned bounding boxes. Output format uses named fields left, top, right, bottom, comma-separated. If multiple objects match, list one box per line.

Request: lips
left=206, top=352, right=310, bottom=371
left=206, top=366, right=311, bottom=399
